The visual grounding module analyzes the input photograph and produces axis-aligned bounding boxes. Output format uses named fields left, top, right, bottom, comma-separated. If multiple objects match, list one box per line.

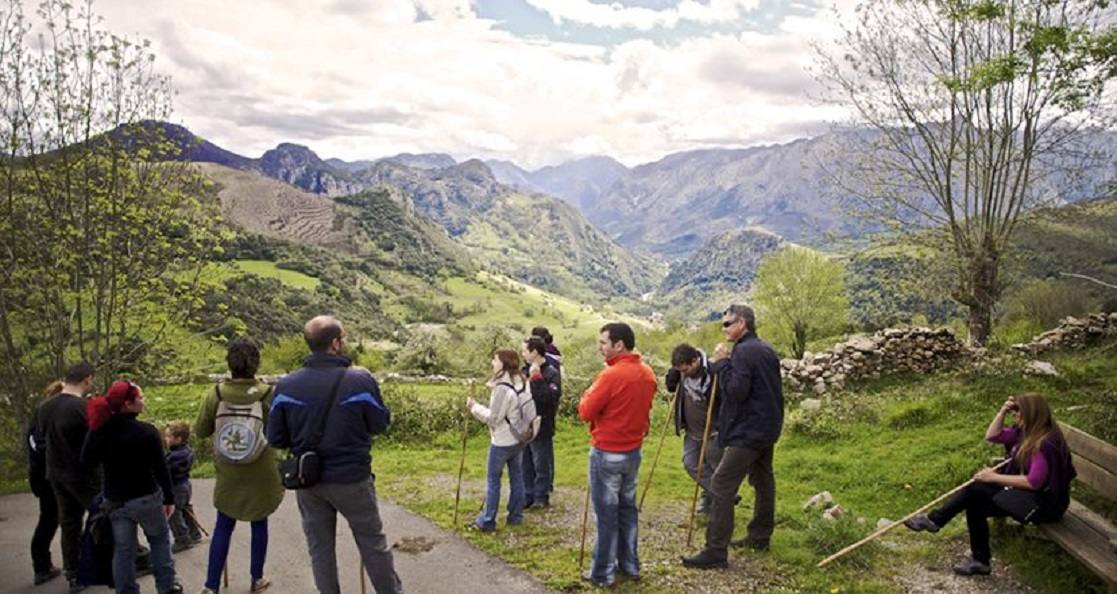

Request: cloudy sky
left=96, top=0, right=853, bottom=169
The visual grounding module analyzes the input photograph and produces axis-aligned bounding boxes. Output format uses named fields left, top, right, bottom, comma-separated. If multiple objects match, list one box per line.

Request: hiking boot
left=251, top=577, right=271, bottom=592
left=34, top=567, right=62, bottom=585
left=166, top=584, right=184, bottom=594
left=952, top=558, right=992, bottom=576
left=580, top=570, right=614, bottom=587
left=730, top=537, right=769, bottom=551
left=172, top=540, right=194, bottom=553
left=903, top=514, right=940, bottom=533
left=681, top=549, right=729, bottom=569
left=67, top=576, right=87, bottom=593
left=198, top=589, right=217, bottom=594
left=525, top=498, right=550, bottom=510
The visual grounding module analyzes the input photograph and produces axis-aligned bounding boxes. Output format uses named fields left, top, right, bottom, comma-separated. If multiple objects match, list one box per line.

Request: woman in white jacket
left=466, top=349, right=528, bottom=532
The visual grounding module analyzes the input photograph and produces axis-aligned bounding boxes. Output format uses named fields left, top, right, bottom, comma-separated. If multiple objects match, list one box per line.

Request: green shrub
left=886, top=403, right=935, bottom=429
left=803, top=514, right=878, bottom=569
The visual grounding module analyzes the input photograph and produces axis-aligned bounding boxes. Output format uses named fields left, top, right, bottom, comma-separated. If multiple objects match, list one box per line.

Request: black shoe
left=952, top=558, right=991, bottom=576
left=903, top=514, right=940, bottom=533
left=681, top=549, right=728, bottom=569
left=525, top=498, right=550, bottom=510
left=730, top=537, right=769, bottom=551
left=34, top=567, right=62, bottom=585
left=581, top=570, right=614, bottom=587
left=172, top=540, right=194, bottom=553
left=67, top=577, right=87, bottom=593
left=166, top=583, right=184, bottom=594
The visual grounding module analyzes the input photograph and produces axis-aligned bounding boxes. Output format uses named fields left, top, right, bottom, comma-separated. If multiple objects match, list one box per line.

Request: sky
left=94, top=0, right=855, bottom=169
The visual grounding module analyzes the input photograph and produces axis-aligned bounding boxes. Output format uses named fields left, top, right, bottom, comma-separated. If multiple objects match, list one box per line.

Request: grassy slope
left=368, top=343, right=1116, bottom=593
left=233, top=259, right=321, bottom=291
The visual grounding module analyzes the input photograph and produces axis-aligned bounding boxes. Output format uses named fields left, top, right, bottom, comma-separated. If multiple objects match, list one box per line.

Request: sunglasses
left=722, top=319, right=740, bottom=328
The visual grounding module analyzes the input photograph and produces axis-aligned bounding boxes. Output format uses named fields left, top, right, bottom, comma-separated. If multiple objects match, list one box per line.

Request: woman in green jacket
left=195, top=338, right=284, bottom=594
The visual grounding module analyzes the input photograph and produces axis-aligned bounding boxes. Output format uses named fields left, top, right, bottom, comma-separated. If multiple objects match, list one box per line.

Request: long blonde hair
left=1013, top=393, right=1061, bottom=471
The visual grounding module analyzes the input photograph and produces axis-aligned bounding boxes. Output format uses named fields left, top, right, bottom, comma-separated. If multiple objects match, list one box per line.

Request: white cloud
left=523, top=0, right=761, bottom=31
left=91, top=0, right=851, bottom=169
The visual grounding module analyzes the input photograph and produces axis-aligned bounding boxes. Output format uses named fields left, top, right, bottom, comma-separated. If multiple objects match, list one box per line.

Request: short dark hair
left=671, top=343, right=700, bottom=367
left=524, top=336, right=548, bottom=358
left=63, top=361, right=96, bottom=384
left=724, top=304, right=757, bottom=331
left=599, top=322, right=635, bottom=351
left=305, top=317, right=343, bottom=353
left=227, top=336, right=261, bottom=379
left=531, top=326, right=554, bottom=345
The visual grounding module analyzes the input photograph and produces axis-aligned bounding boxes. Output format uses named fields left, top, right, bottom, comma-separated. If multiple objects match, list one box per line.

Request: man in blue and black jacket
left=267, top=316, right=402, bottom=594
left=683, top=304, right=783, bottom=570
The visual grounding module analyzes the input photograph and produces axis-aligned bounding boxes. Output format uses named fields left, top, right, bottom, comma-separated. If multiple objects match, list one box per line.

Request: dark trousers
left=52, top=478, right=100, bottom=575
left=523, top=433, right=554, bottom=503
left=705, top=445, right=776, bottom=553
left=929, top=483, right=1060, bottom=564
left=169, top=482, right=201, bottom=543
left=31, top=478, right=59, bottom=574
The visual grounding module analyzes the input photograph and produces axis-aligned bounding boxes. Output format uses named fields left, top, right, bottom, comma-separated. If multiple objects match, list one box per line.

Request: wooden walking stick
left=686, top=376, right=720, bottom=548
left=360, top=560, right=367, bottom=594
left=639, top=382, right=683, bottom=512
left=816, top=458, right=1012, bottom=568
left=578, top=461, right=592, bottom=571
left=453, top=380, right=475, bottom=528
left=223, top=563, right=229, bottom=589
left=182, top=507, right=210, bottom=538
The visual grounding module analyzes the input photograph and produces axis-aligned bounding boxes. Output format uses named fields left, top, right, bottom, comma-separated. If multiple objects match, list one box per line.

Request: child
left=164, top=420, right=202, bottom=552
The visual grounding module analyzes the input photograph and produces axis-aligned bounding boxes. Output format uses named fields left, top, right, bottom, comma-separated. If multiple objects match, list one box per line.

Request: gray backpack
left=499, top=381, right=541, bottom=444
left=213, top=383, right=271, bottom=464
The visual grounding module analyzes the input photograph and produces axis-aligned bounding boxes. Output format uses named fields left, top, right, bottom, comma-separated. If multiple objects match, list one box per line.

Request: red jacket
left=578, top=352, right=657, bottom=452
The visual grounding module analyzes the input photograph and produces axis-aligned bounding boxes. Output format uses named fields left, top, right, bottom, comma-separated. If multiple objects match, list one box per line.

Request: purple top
left=988, top=426, right=1076, bottom=511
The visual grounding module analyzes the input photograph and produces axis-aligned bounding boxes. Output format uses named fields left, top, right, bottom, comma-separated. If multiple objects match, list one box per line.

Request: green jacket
left=194, top=378, right=284, bottom=521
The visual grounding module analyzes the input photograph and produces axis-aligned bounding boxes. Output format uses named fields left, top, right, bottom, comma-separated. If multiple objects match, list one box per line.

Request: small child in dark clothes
left=164, top=420, right=202, bottom=551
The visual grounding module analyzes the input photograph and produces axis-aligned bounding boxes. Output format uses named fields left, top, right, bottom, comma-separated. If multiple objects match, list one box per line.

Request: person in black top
left=36, top=361, right=99, bottom=592
left=27, top=380, right=64, bottom=586
left=521, top=336, right=561, bottom=508
left=81, top=381, right=182, bottom=594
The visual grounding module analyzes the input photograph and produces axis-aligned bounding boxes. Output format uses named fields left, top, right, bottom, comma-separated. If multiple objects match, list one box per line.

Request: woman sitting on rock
left=904, top=393, right=1076, bottom=575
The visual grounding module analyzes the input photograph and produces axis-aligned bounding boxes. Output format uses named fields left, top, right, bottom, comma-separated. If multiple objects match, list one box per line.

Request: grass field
left=233, top=259, right=321, bottom=291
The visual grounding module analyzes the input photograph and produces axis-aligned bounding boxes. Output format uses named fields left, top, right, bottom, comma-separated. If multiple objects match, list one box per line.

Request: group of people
left=24, top=305, right=1079, bottom=593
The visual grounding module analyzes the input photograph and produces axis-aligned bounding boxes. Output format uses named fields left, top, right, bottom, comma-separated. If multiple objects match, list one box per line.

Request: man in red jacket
left=577, top=323, right=657, bottom=587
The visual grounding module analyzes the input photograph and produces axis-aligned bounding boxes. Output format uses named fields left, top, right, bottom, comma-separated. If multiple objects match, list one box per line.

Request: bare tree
left=819, top=0, right=1117, bottom=344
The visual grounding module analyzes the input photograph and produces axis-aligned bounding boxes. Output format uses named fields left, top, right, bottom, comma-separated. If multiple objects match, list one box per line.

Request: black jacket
left=267, top=353, right=390, bottom=484
left=664, top=351, right=717, bottom=436
left=37, top=393, right=98, bottom=484
left=524, top=360, right=561, bottom=439
left=81, top=413, right=175, bottom=506
left=165, top=444, right=194, bottom=486
left=710, top=333, right=784, bottom=449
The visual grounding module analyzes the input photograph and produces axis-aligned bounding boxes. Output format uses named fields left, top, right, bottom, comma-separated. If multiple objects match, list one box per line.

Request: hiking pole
left=360, top=560, right=367, bottom=594
left=578, top=440, right=593, bottom=572
left=183, top=507, right=210, bottom=538
left=223, top=564, right=229, bottom=589
left=686, top=376, right=720, bottom=548
left=639, top=382, right=683, bottom=512
left=453, top=380, right=475, bottom=528
left=817, top=458, right=1011, bottom=568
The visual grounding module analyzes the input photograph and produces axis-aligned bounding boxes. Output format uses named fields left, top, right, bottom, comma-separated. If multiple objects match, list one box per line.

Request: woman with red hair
left=81, top=381, right=182, bottom=594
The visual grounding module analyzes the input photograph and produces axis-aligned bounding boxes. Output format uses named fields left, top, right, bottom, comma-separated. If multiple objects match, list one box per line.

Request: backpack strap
left=497, top=381, right=525, bottom=395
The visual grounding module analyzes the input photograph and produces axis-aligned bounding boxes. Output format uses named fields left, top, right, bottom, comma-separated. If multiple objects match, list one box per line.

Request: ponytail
left=86, top=380, right=141, bottom=431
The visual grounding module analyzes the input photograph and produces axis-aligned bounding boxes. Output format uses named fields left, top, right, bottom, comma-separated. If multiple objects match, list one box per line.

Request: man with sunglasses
left=682, top=304, right=783, bottom=570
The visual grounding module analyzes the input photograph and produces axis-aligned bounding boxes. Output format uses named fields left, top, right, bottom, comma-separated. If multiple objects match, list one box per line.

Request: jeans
left=31, top=478, right=59, bottom=574
left=706, top=445, right=776, bottom=553
left=204, top=511, right=269, bottom=591
left=108, top=492, right=176, bottom=594
left=169, top=482, right=202, bottom=544
left=523, top=434, right=554, bottom=503
left=588, top=447, right=641, bottom=583
left=476, top=444, right=526, bottom=529
left=682, top=434, right=724, bottom=500
left=929, top=482, right=1061, bottom=564
left=296, top=477, right=402, bottom=594
left=52, top=478, right=100, bottom=576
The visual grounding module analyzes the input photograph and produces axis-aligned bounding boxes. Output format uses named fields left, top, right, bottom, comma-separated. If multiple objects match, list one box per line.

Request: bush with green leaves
left=752, top=247, right=850, bottom=359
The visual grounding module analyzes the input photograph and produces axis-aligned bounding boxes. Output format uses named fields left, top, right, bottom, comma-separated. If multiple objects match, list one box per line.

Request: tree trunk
left=793, top=321, right=808, bottom=359
left=965, top=250, right=1001, bottom=346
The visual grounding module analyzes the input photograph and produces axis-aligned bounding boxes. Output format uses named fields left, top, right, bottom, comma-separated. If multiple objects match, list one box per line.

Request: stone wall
left=1012, top=312, right=1117, bottom=355
left=782, top=327, right=970, bottom=395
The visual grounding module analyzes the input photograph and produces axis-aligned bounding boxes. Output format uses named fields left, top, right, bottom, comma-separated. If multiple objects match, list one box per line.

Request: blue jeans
left=523, top=434, right=554, bottom=502
left=205, top=511, right=269, bottom=590
left=475, top=444, right=525, bottom=530
left=109, top=492, right=176, bottom=594
left=589, top=447, right=641, bottom=583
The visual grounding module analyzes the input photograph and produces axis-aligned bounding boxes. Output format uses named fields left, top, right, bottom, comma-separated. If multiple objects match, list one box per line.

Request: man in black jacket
left=664, top=343, right=722, bottom=514
left=683, top=304, right=784, bottom=569
left=37, top=361, right=99, bottom=592
left=522, top=336, right=561, bottom=508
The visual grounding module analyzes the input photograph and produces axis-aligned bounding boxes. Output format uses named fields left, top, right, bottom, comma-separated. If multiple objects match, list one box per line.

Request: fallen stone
left=803, top=490, right=834, bottom=511
left=800, top=398, right=823, bottom=412
left=822, top=505, right=845, bottom=521
left=1024, top=360, right=1059, bottom=377
left=877, top=518, right=893, bottom=530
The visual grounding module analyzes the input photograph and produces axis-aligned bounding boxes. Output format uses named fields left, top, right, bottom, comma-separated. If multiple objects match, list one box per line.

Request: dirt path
left=0, top=479, right=552, bottom=594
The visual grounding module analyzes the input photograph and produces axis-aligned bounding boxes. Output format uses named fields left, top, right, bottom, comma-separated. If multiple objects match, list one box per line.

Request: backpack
left=213, top=383, right=271, bottom=464
left=500, top=381, right=541, bottom=444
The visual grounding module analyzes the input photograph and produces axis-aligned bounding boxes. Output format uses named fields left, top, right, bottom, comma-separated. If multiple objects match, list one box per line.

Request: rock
left=803, top=491, right=834, bottom=511
left=812, top=380, right=827, bottom=395
left=876, top=518, right=893, bottom=529
left=822, top=505, right=845, bottom=521
left=800, top=398, right=823, bottom=412
left=1024, top=360, right=1059, bottom=377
